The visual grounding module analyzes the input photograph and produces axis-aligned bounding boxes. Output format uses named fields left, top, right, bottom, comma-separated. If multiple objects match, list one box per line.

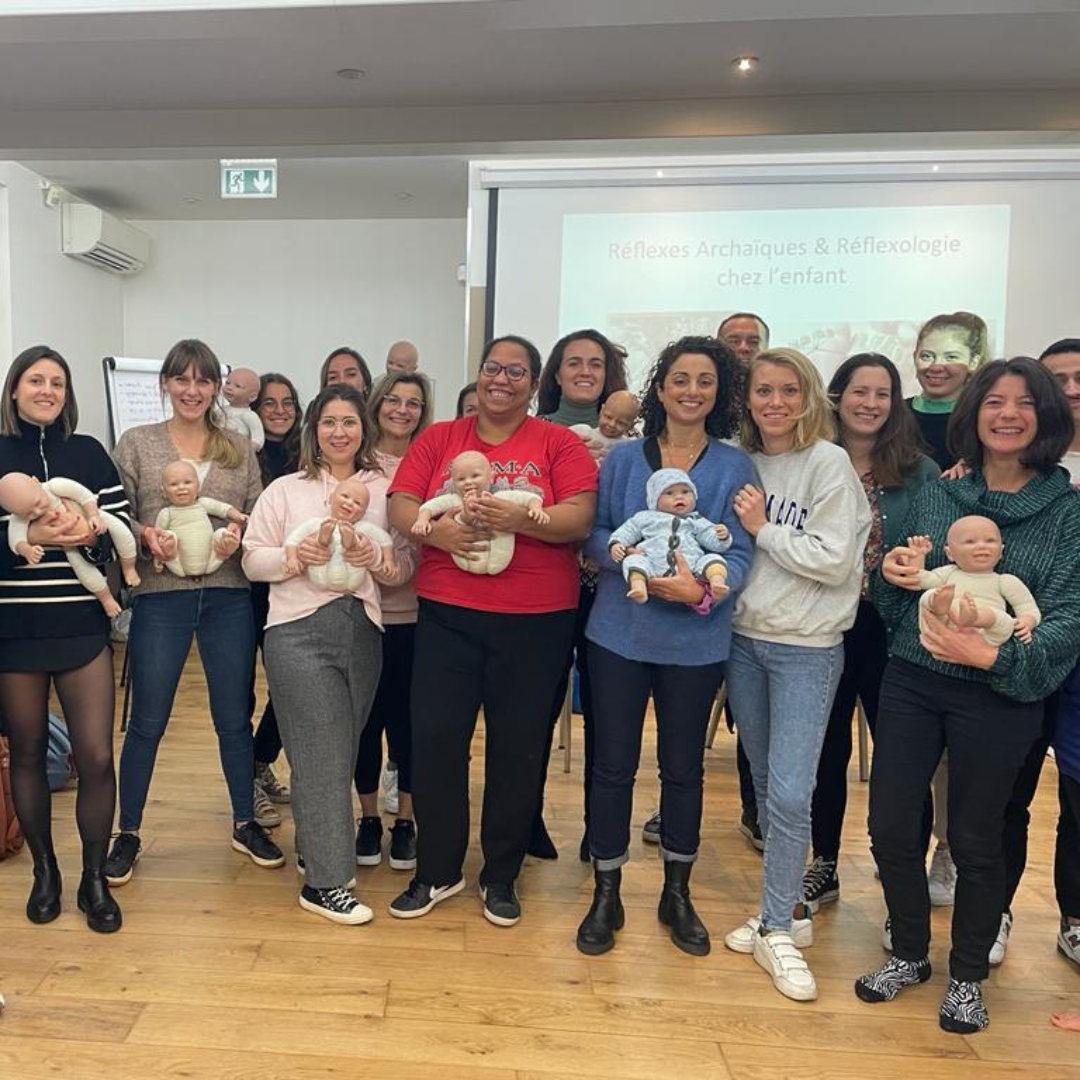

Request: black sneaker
left=388, top=820, right=417, bottom=871
left=232, top=821, right=285, bottom=868
left=641, top=810, right=661, bottom=844
left=355, top=816, right=383, bottom=867
left=299, top=884, right=373, bottom=926
left=296, top=853, right=355, bottom=889
left=801, top=857, right=840, bottom=913
left=855, top=955, right=932, bottom=1003
left=388, top=877, right=465, bottom=919
left=104, top=832, right=141, bottom=887
left=739, top=807, right=765, bottom=852
left=480, top=880, right=521, bottom=927
left=939, top=978, right=989, bottom=1034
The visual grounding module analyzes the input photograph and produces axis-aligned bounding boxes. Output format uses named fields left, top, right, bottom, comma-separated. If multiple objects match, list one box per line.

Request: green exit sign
left=220, top=159, right=278, bottom=199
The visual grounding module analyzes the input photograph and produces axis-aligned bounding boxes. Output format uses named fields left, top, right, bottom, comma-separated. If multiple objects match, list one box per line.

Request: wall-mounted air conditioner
left=61, top=203, right=150, bottom=275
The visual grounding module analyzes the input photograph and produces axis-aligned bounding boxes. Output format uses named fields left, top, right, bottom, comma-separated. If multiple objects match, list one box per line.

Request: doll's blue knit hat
left=646, top=468, right=697, bottom=510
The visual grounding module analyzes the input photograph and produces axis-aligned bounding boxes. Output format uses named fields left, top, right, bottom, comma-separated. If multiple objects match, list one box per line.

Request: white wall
left=122, top=218, right=468, bottom=420
left=0, top=162, right=125, bottom=442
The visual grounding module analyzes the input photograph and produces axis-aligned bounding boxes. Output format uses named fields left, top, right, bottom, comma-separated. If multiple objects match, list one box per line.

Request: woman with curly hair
left=576, top=336, right=755, bottom=958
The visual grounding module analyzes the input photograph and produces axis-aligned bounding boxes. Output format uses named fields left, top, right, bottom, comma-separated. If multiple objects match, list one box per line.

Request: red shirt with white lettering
left=389, top=416, right=596, bottom=613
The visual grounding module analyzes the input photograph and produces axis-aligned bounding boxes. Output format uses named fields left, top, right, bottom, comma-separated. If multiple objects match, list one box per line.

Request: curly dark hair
left=639, top=336, right=743, bottom=440
left=536, top=329, right=629, bottom=416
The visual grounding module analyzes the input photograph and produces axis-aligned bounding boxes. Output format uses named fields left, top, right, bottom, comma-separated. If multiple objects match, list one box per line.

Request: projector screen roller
left=490, top=178, right=1079, bottom=395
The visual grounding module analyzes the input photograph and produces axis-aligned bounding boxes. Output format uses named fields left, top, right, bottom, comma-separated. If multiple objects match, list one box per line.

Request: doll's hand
left=609, top=542, right=627, bottom=563
left=411, top=513, right=433, bottom=537
left=907, top=534, right=933, bottom=558
left=296, top=534, right=331, bottom=567
left=527, top=501, right=550, bottom=526
left=732, top=484, right=767, bottom=536
left=283, top=554, right=303, bottom=577
left=714, top=523, right=730, bottom=541
left=227, top=508, right=248, bottom=525
left=16, top=541, right=45, bottom=565
left=1014, top=614, right=1036, bottom=644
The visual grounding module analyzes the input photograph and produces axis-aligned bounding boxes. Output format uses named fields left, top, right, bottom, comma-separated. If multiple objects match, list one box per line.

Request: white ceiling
left=3, top=0, right=1080, bottom=219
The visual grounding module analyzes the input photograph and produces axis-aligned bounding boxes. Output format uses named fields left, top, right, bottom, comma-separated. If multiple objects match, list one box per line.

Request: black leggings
left=355, top=621, right=415, bottom=795
left=248, top=581, right=283, bottom=767
left=0, top=647, right=116, bottom=868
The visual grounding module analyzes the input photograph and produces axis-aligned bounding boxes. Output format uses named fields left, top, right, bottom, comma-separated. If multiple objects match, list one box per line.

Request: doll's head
left=597, top=390, right=638, bottom=439
left=944, top=515, right=1003, bottom=573
left=386, top=340, right=419, bottom=376
left=0, top=472, right=52, bottom=519
left=162, top=460, right=201, bottom=507
left=330, top=478, right=370, bottom=523
left=223, top=367, right=260, bottom=408
left=646, top=467, right=698, bottom=517
left=449, top=450, right=492, bottom=500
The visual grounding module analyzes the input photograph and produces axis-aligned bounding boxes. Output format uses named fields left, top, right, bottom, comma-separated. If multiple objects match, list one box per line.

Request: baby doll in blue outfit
left=608, top=467, right=731, bottom=605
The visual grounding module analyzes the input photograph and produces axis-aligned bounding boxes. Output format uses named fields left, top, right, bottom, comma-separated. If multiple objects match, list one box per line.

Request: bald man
left=386, top=340, right=419, bottom=375
left=717, top=313, right=770, bottom=366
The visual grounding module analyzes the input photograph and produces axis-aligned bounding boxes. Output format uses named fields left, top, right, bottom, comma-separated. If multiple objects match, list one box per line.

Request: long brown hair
left=828, top=353, right=927, bottom=488
left=159, top=339, right=242, bottom=469
left=298, top=384, right=380, bottom=480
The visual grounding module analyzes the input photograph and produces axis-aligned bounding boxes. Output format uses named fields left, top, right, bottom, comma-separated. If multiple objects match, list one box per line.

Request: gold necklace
left=661, top=432, right=705, bottom=468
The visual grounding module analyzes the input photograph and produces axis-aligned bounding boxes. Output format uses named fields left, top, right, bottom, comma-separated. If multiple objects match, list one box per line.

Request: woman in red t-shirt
left=387, top=335, right=597, bottom=927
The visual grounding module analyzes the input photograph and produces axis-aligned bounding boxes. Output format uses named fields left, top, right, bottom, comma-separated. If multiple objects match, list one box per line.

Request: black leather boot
left=27, top=852, right=62, bottom=924
left=658, top=859, right=710, bottom=956
left=77, top=869, right=122, bottom=933
left=576, top=866, right=624, bottom=955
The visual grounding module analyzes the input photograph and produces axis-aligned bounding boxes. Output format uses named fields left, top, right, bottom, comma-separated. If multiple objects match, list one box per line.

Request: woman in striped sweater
left=857, top=357, right=1080, bottom=1034
left=0, top=345, right=132, bottom=933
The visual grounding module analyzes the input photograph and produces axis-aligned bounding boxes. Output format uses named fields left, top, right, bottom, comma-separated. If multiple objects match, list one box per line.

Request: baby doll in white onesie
left=155, top=460, right=248, bottom=577
left=284, top=477, right=395, bottom=591
left=609, top=468, right=731, bottom=605
left=412, top=449, right=549, bottom=575
left=220, top=367, right=265, bottom=450
left=0, top=471, right=140, bottom=617
left=569, top=390, right=639, bottom=465
left=909, top=514, right=1040, bottom=645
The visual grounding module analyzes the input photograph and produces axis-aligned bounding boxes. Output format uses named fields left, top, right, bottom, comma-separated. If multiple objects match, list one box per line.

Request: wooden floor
left=1, top=646, right=1078, bottom=1080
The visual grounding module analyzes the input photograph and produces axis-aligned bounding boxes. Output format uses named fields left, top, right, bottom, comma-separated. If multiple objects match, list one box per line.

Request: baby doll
left=909, top=515, right=1040, bottom=645
left=0, top=471, right=139, bottom=617
left=220, top=367, right=265, bottom=450
left=412, top=449, right=549, bottom=575
left=570, top=389, right=639, bottom=464
left=608, top=467, right=731, bottom=605
left=284, top=477, right=395, bottom=591
left=154, top=461, right=248, bottom=578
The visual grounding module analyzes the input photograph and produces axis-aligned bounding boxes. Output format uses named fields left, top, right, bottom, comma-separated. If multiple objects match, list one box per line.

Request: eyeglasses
left=382, top=393, right=425, bottom=412
left=480, top=359, right=529, bottom=382
left=318, top=416, right=362, bottom=432
left=259, top=398, right=296, bottom=411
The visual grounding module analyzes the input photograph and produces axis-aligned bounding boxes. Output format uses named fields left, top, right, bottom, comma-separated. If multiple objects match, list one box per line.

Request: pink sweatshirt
left=242, top=468, right=414, bottom=631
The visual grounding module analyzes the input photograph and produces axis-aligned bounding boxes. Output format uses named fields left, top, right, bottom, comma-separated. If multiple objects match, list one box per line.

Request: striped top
left=0, top=420, right=132, bottom=642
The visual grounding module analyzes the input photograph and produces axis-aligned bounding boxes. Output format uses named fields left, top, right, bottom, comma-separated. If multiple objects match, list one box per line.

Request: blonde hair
left=740, top=347, right=835, bottom=453
left=160, top=340, right=242, bottom=469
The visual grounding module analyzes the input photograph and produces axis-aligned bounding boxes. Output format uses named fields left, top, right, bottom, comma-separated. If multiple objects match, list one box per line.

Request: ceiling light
left=732, top=56, right=759, bottom=74
left=395, top=191, right=414, bottom=201
left=931, top=164, right=941, bottom=172
left=336, top=68, right=366, bottom=80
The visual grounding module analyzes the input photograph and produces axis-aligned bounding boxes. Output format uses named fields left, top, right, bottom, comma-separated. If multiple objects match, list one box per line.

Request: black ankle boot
left=77, top=869, right=122, bottom=934
left=27, top=854, right=62, bottom=924
left=576, top=866, right=625, bottom=955
left=658, top=859, right=710, bottom=956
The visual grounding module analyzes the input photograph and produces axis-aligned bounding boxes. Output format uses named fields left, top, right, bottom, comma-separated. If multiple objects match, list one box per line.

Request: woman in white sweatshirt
left=722, top=347, right=871, bottom=1003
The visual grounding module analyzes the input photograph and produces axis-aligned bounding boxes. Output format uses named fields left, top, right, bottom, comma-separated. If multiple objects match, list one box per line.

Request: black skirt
left=0, top=633, right=111, bottom=674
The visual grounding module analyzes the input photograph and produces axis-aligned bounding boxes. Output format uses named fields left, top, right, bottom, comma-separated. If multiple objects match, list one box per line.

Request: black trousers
left=1057, top=771, right=1080, bottom=920
left=588, top=642, right=724, bottom=861
left=248, top=581, right=283, bottom=767
left=811, top=600, right=889, bottom=861
left=355, top=621, right=415, bottom=795
left=869, top=659, right=1042, bottom=981
left=410, top=599, right=575, bottom=887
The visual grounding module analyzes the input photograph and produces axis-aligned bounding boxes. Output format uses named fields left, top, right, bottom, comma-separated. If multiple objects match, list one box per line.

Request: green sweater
left=871, top=467, right=1080, bottom=702
left=876, top=454, right=941, bottom=551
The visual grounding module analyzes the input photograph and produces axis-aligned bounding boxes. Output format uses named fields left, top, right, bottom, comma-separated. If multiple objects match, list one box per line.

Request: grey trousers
left=265, top=597, right=382, bottom=889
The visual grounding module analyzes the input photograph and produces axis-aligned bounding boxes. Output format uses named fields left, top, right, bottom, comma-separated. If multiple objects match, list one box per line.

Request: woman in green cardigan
left=802, top=354, right=940, bottom=914
left=856, top=357, right=1080, bottom=1034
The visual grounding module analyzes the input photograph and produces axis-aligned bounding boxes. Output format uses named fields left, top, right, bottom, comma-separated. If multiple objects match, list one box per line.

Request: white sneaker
left=1058, top=920, right=1080, bottom=967
left=381, top=762, right=399, bottom=816
left=927, top=845, right=957, bottom=907
left=753, top=929, right=818, bottom=1001
left=882, top=916, right=893, bottom=951
left=989, top=912, right=1013, bottom=966
left=725, top=914, right=813, bottom=954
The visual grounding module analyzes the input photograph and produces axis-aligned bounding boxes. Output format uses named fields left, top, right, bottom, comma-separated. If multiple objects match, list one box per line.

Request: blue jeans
left=118, top=588, right=255, bottom=831
left=726, top=633, right=843, bottom=931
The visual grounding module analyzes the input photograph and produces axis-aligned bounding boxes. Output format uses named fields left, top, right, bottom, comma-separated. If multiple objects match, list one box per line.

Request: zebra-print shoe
left=939, top=978, right=989, bottom=1034
left=854, top=955, right=932, bottom=1003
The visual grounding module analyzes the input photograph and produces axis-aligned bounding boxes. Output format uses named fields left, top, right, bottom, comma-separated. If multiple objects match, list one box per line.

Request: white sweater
left=734, top=440, right=871, bottom=648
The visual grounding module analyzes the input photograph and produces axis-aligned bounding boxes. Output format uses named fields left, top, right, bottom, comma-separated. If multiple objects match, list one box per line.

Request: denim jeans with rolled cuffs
left=726, top=633, right=843, bottom=931
left=118, top=588, right=256, bottom=830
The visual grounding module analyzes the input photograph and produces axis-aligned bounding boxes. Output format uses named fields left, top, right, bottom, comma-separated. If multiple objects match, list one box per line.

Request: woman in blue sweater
left=576, top=335, right=755, bottom=957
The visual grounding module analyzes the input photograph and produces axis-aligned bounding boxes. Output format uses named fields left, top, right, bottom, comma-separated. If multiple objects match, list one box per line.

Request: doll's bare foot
left=627, top=573, right=648, bottom=604
left=927, top=584, right=955, bottom=620
left=337, top=524, right=357, bottom=550
left=97, top=590, right=121, bottom=618
left=153, top=559, right=165, bottom=573
left=955, top=592, right=982, bottom=628
left=317, top=519, right=336, bottom=547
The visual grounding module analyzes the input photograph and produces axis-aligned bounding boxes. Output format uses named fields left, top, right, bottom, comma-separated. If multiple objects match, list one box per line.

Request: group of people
left=0, top=315, right=1078, bottom=1037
